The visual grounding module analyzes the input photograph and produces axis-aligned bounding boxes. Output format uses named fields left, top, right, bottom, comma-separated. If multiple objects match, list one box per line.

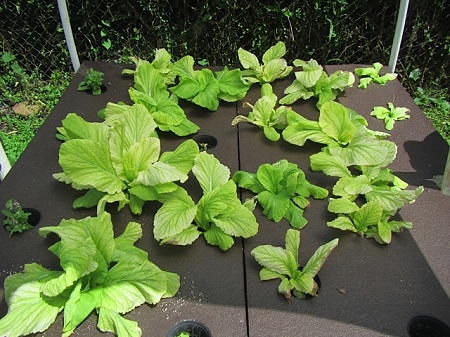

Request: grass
left=0, top=54, right=72, bottom=165
left=413, top=87, right=450, bottom=145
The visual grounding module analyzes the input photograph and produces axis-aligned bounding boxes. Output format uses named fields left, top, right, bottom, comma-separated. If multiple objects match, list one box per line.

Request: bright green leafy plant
left=77, top=68, right=104, bottom=95
left=54, top=104, right=199, bottom=215
left=371, top=102, right=410, bottom=130
left=283, top=101, right=393, bottom=167
left=0, top=212, right=180, bottom=337
left=354, top=62, right=397, bottom=89
left=169, top=55, right=250, bottom=111
left=238, top=41, right=293, bottom=84
left=2, top=199, right=32, bottom=236
left=251, top=229, right=338, bottom=302
left=231, top=83, right=290, bottom=141
left=122, top=48, right=177, bottom=85
left=279, top=59, right=355, bottom=108
left=126, top=60, right=200, bottom=136
left=153, top=151, right=259, bottom=250
left=311, top=150, right=423, bottom=244
left=232, top=159, right=328, bottom=229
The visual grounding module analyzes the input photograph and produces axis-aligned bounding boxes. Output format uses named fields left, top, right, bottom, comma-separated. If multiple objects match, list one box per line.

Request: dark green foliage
left=77, top=68, right=104, bottom=95
left=2, top=199, right=32, bottom=236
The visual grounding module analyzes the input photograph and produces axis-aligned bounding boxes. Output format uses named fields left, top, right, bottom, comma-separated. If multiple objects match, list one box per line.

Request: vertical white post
left=57, top=0, right=80, bottom=72
left=0, top=142, right=11, bottom=181
left=388, top=0, right=410, bottom=72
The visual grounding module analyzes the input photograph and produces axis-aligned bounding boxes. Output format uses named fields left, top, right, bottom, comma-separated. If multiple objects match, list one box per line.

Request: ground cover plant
left=153, top=151, right=259, bottom=250
left=0, top=52, right=72, bottom=165
left=54, top=104, right=199, bottom=215
left=0, top=212, right=180, bottom=337
left=251, top=229, right=338, bottom=302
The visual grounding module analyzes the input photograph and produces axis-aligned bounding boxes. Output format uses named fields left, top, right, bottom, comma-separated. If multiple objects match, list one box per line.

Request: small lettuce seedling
left=77, top=67, right=104, bottom=95
left=279, top=58, right=355, bottom=108
left=238, top=41, right=293, bottom=84
left=2, top=198, right=32, bottom=236
left=371, top=102, right=410, bottom=130
left=354, top=62, right=397, bottom=89
left=233, top=159, right=328, bottom=229
left=251, top=229, right=339, bottom=302
left=169, top=55, right=250, bottom=111
left=231, top=83, right=291, bottom=141
left=153, top=151, right=259, bottom=250
left=54, top=104, right=199, bottom=215
left=0, top=212, right=180, bottom=337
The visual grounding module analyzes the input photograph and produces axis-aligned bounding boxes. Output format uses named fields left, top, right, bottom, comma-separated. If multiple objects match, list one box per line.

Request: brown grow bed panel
left=0, top=61, right=449, bottom=337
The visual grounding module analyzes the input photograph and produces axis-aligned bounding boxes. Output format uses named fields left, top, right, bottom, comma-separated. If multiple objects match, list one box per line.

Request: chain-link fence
left=1, top=0, right=449, bottom=88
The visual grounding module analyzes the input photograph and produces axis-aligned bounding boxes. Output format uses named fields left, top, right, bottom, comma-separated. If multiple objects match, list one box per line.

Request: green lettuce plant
left=231, top=83, right=291, bottom=141
left=354, top=62, right=397, bottom=89
left=251, top=229, right=338, bottom=302
left=279, top=59, right=355, bottom=108
left=311, top=151, right=423, bottom=244
left=54, top=104, right=199, bottom=215
left=238, top=41, right=293, bottom=84
left=169, top=55, right=250, bottom=111
left=126, top=60, right=200, bottom=136
left=122, top=48, right=177, bottom=85
left=0, top=212, right=180, bottom=337
left=153, top=151, right=259, bottom=250
left=371, top=102, right=410, bottom=130
left=283, top=101, right=393, bottom=167
left=232, top=159, right=328, bottom=229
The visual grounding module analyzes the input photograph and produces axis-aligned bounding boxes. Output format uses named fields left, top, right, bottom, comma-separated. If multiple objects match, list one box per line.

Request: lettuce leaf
left=154, top=152, right=259, bottom=250
left=170, top=56, right=249, bottom=111
left=279, top=59, right=354, bottom=108
left=0, top=213, right=180, bottom=337
left=233, top=159, right=328, bottom=229
left=55, top=106, right=199, bottom=215
left=251, top=229, right=338, bottom=301
left=238, top=41, right=293, bottom=84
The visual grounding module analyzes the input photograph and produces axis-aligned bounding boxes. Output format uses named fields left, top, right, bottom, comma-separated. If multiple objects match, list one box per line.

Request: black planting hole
left=23, top=208, right=41, bottom=226
left=408, top=316, right=450, bottom=337
left=166, top=320, right=211, bottom=337
left=193, top=135, right=217, bottom=151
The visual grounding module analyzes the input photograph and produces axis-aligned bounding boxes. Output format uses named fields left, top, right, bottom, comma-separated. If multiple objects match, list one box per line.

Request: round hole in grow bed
left=23, top=208, right=41, bottom=226
left=167, top=320, right=211, bottom=337
left=193, top=135, right=217, bottom=151
left=408, top=316, right=450, bottom=337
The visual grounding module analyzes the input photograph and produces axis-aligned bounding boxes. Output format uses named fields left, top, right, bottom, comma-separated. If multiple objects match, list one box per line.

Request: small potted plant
left=167, top=320, right=211, bottom=337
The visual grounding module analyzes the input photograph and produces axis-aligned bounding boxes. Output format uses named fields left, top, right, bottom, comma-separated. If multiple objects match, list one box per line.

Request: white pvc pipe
left=388, top=0, right=410, bottom=72
left=57, top=0, right=80, bottom=72
left=0, top=142, right=11, bottom=181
